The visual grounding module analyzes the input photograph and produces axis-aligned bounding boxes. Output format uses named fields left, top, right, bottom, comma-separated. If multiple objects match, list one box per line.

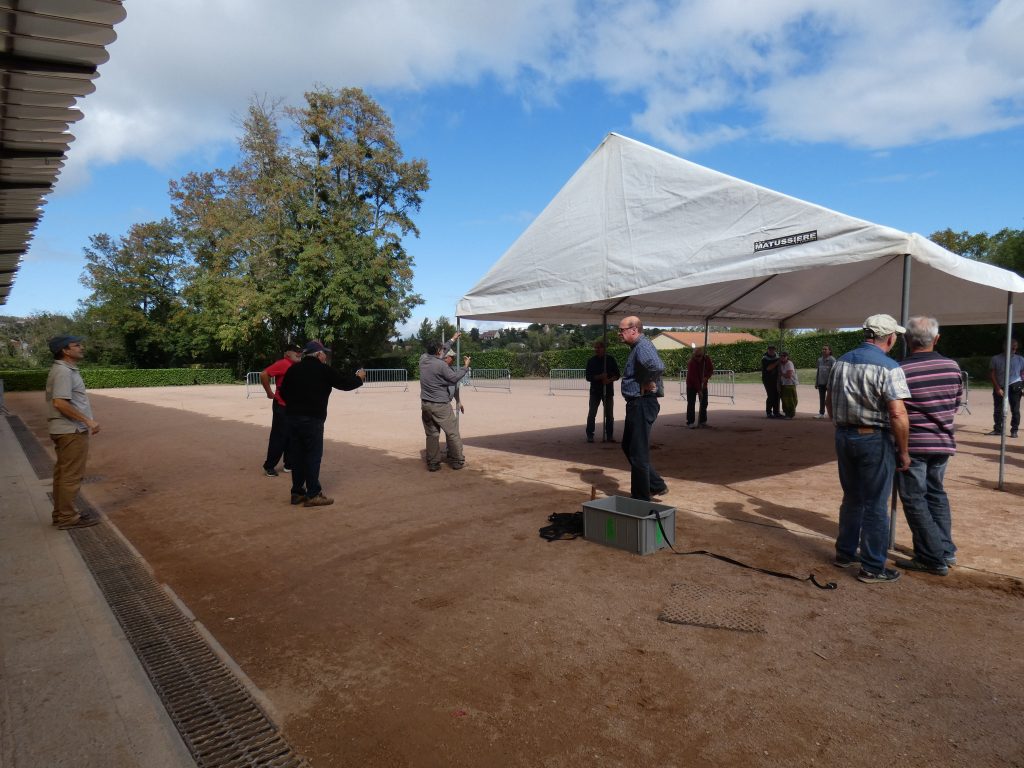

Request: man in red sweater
left=685, top=346, right=714, bottom=428
left=261, top=343, right=302, bottom=477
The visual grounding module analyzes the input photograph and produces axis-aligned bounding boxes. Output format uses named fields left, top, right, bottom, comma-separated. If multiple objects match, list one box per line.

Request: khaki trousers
left=51, top=432, right=89, bottom=525
left=421, top=400, right=464, bottom=466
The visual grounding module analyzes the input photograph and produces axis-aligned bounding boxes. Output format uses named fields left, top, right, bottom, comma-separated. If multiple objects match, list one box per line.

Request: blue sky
left=5, top=0, right=1024, bottom=335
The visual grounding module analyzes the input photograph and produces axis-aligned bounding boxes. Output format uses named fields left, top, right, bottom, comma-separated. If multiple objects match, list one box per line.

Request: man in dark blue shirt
left=584, top=340, right=620, bottom=443
left=278, top=341, right=365, bottom=507
left=618, top=316, right=667, bottom=501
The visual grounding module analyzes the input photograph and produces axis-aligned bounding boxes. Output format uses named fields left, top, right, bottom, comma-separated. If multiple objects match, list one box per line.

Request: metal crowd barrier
left=357, top=368, right=409, bottom=392
left=245, top=371, right=266, bottom=399
left=548, top=368, right=587, bottom=394
left=959, top=370, right=971, bottom=415
left=677, top=368, right=736, bottom=404
left=467, top=368, right=512, bottom=393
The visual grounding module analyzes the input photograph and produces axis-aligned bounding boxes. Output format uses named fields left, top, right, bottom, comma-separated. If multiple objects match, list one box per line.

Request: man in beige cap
left=825, top=314, right=911, bottom=584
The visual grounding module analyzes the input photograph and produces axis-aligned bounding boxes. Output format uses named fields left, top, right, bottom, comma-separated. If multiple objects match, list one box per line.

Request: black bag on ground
left=539, top=511, right=583, bottom=541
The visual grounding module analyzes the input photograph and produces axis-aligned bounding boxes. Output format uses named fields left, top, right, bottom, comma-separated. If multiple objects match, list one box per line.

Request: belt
left=837, top=424, right=883, bottom=434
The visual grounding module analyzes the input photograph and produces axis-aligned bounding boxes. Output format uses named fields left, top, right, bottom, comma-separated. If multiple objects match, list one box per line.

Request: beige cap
left=863, top=314, right=906, bottom=336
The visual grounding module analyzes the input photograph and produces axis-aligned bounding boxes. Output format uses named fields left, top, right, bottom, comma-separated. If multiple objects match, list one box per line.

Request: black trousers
left=586, top=385, right=615, bottom=439
left=264, top=400, right=293, bottom=471
left=763, top=379, right=781, bottom=416
left=686, top=386, right=708, bottom=425
left=622, top=396, right=665, bottom=500
left=993, top=382, right=1024, bottom=431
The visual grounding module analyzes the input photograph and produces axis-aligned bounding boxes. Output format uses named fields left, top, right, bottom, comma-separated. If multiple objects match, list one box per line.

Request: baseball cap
left=302, top=340, right=331, bottom=354
left=443, top=348, right=456, bottom=358
left=863, top=314, right=906, bottom=337
left=48, top=335, right=82, bottom=355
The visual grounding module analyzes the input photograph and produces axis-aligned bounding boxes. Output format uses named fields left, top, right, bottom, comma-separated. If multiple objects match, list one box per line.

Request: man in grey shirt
left=45, top=335, right=101, bottom=529
left=420, top=333, right=471, bottom=471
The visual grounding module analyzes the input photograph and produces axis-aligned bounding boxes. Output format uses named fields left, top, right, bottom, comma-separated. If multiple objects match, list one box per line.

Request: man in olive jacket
left=420, top=336, right=471, bottom=471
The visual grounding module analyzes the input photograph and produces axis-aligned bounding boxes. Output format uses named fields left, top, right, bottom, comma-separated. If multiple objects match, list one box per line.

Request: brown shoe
left=290, top=493, right=306, bottom=506
left=304, top=493, right=334, bottom=507
left=57, top=515, right=100, bottom=530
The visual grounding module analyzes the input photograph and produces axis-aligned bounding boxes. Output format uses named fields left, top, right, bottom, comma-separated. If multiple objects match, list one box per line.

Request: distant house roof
left=652, top=331, right=762, bottom=350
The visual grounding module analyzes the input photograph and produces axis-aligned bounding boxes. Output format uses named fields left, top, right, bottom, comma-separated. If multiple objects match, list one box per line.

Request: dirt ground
left=8, top=379, right=1024, bottom=768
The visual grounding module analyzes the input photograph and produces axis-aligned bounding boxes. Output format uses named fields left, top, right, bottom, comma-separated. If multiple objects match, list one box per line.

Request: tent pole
left=899, top=254, right=911, bottom=358
left=703, top=320, right=709, bottom=349
left=889, top=254, right=912, bottom=549
left=999, top=295, right=1014, bottom=490
left=455, top=318, right=462, bottom=425
left=602, top=312, right=610, bottom=380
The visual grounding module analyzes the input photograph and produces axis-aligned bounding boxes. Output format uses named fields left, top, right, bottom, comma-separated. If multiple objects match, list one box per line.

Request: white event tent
left=456, top=133, right=1024, bottom=487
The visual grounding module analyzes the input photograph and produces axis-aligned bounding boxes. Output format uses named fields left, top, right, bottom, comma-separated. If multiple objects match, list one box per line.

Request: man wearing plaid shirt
left=826, top=314, right=911, bottom=584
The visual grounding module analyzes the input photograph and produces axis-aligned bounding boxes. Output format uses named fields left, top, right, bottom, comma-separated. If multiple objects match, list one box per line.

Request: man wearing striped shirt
left=826, top=314, right=911, bottom=584
left=894, top=316, right=963, bottom=576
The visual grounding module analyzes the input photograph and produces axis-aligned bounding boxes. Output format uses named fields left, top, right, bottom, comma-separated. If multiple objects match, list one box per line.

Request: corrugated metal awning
left=0, top=0, right=126, bottom=305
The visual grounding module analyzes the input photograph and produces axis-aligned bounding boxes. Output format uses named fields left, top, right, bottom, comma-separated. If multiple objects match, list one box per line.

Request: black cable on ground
left=649, top=510, right=837, bottom=590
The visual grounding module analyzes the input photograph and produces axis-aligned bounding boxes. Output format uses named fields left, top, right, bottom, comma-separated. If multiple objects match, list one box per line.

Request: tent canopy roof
left=457, top=133, right=1024, bottom=328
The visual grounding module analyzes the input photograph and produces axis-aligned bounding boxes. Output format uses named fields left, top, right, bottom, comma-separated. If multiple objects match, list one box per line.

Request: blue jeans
left=896, top=454, right=956, bottom=567
left=834, top=427, right=895, bottom=574
left=622, top=396, right=665, bottom=500
left=587, top=385, right=615, bottom=440
left=287, top=414, right=325, bottom=497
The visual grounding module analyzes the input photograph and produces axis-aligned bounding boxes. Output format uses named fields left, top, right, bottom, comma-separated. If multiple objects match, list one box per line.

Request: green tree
left=987, top=228, right=1024, bottom=274
left=929, top=229, right=991, bottom=260
left=434, top=316, right=456, bottom=344
left=170, top=88, right=428, bottom=370
left=0, top=312, right=79, bottom=367
left=414, top=318, right=435, bottom=349
left=171, top=98, right=303, bottom=373
left=79, top=220, right=185, bottom=367
left=285, top=86, right=428, bottom=362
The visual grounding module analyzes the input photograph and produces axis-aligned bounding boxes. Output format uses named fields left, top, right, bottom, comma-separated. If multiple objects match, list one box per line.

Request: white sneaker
left=814, top=414, right=827, bottom=419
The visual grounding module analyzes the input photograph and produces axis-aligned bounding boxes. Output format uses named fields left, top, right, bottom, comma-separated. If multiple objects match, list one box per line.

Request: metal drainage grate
left=69, top=522, right=310, bottom=767
left=6, top=413, right=53, bottom=478
left=658, top=582, right=766, bottom=634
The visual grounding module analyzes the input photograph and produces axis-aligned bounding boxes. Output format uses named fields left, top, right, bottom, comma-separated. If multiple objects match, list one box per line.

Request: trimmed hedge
left=0, top=368, right=235, bottom=392
left=398, top=330, right=991, bottom=381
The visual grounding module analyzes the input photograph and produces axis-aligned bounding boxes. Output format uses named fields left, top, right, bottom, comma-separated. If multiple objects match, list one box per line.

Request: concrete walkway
left=0, top=414, right=195, bottom=768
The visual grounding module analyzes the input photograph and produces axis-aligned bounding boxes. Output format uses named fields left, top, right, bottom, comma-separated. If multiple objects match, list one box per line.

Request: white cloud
left=65, top=0, right=1024, bottom=177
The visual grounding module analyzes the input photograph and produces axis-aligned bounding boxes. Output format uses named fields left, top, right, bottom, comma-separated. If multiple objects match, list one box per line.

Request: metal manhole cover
left=658, top=582, right=766, bottom=634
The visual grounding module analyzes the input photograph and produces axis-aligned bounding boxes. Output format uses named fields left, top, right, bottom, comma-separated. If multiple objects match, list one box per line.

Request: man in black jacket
left=277, top=340, right=365, bottom=507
